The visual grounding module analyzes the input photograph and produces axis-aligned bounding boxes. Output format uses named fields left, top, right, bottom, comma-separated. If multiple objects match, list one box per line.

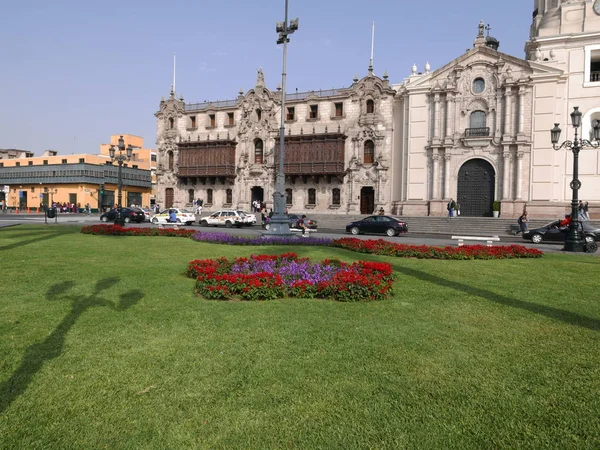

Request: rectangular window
left=151, top=154, right=157, bottom=162
left=309, top=105, right=318, bottom=119
left=335, top=102, right=343, bottom=117
left=308, top=188, right=316, bottom=205
left=43, top=160, right=48, bottom=165
left=591, top=49, right=600, bottom=82
left=0, top=163, right=3, bottom=167
left=190, top=115, right=197, bottom=128
left=287, top=107, right=295, bottom=121
left=79, top=158, right=85, bottom=163
left=209, top=114, right=216, bottom=127
left=62, top=159, right=67, bottom=164
left=28, top=161, right=33, bottom=165
left=15, top=162, right=20, bottom=167
left=132, top=165, right=138, bottom=169
left=228, top=112, right=234, bottom=125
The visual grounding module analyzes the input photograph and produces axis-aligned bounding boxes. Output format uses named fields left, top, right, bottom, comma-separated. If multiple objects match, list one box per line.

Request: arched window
left=256, top=109, right=262, bottom=121
left=332, top=188, right=341, bottom=205
left=188, top=189, right=194, bottom=204
left=226, top=189, right=232, bottom=204
left=285, top=188, right=293, bottom=205
left=308, top=188, right=316, bottom=205
left=254, top=139, right=264, bottom=164
left=167, top=151, right=174, bottom=170
left=364, top=140, right=375, bottom=164
left=168, top=117, right=174, bottom=129
left=469, top=110, right=487, bottom=129
left=366, top=99, right=375, bottom=114
left=207, top=189, right=213, bottom=204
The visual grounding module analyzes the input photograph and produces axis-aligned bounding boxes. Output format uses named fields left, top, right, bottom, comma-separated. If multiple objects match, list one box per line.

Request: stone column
left=495, top=92, right=503, bottom=139
left=515, top=151, right=524, bottom=200
left=504, top=87, right=513, bottom=137
left=518, top=86, right=525, bottom=135
left=502, top=150, right=512, bottom=200
left=431, top=151, right=440, bottom=199
left=433, top=94, right=440, bottom=139
left=445, top=94, right=453, bottom=139
left=444, top=154, right=451, bottom=199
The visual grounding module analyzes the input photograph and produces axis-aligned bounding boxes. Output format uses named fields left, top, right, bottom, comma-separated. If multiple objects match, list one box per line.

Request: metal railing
left=591, top=71, right=600, bottom=82
left=464, top=127, right=490, bottom=137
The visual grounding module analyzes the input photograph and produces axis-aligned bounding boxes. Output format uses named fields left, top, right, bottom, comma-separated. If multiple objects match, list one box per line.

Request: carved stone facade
left=155, top=69, right=395, bottom=214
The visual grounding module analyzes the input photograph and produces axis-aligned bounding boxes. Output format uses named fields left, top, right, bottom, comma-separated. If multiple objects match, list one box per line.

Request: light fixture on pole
left=265, top=0, right=299, bottom=236
left=550, top=106, right=600, bottom=252
left=109, top=135, right=133, bottom=226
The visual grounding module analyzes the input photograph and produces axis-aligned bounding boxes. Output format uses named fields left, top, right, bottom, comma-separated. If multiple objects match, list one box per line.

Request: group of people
left=578, top=201, right=590, bottom=221
left=447, top=199, right=461, bottom=217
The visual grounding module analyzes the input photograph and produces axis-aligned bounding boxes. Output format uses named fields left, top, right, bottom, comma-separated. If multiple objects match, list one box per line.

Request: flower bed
left=331, top=238, right=543, bottom=259
left=81, top=224, right=195, bottom=237
left=191, top=230, right=332, bottom=246
left=185, top=253, right=395, bottom=302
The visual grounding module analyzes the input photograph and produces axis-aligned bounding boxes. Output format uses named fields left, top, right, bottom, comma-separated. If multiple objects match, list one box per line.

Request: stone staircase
left=306, top=213, right=600, bottom=236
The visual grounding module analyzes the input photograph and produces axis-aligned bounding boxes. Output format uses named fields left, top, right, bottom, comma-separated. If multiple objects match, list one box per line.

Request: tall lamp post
left=266, top=0, right=299, bottom=236
left=109, top=135, right=133, bottom=226
left=550, top=106, right=600, bottom=252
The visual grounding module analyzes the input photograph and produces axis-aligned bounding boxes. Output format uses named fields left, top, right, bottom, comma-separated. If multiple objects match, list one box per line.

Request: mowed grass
left=0, top=225, right=599, bottom=450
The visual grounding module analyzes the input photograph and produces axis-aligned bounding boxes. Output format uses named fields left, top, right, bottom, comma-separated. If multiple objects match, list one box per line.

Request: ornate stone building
left=155, top=68, right=395, bottom=214
left=156, top=0, right=600, bottom=217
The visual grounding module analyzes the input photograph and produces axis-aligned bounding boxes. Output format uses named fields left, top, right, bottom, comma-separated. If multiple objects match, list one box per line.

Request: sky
left=0, top=0, right=533, bottom=155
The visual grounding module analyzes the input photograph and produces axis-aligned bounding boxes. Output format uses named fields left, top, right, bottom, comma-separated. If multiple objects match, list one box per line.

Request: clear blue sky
left=0, top=0, right=532, bottom=155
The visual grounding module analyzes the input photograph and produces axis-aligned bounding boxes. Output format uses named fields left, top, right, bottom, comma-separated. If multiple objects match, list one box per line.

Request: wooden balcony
left=275, top=132, right=347, bottom=176
left=177, top=139, right=237, bottom=178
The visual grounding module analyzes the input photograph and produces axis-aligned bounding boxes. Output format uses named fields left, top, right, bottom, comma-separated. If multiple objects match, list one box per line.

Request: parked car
left=345, top=215, right=408, bottom=237
left=264, top=214, right=318, bottom=231
left=522, top=220, right=599, bottom=244
left=237, top=210, right=257, bottom=225
left=151, top=208, right=196, bottom=225
left=199, top=210, right=247, bottom=228
left=100, top=207, right=146, bottom=223
left=131, top=207, right=151, bottom=222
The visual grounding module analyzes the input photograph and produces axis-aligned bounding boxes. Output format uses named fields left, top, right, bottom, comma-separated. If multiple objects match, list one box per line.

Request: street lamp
left=109, top=135, right=133, bottom=226
left=265, top=0, right=299, bottom=236
left=550, top=106, right=600, bottom=252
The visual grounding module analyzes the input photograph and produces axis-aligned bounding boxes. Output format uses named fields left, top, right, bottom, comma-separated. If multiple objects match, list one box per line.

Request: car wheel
left=531, top=233, right=543, bottom=244
left=176, top=218, right=181, bottom=224
left=386, top=228, right=397, bottom=237
left=350, top=226, right=360, bottom=235
left=101, top=216, right=108, bottom=222
left=152, top=218, right=158, bottom=224
left=585, top=235, right=595, bottom=244
left=186, top=222, right=193, bottom=226
left=265, top=223, right=271, bottom=230
left=124, top=217, right=131, bottom=223
left=225, top=221, right=233, bottom=228
left=200, top=220, right=208, bottom=227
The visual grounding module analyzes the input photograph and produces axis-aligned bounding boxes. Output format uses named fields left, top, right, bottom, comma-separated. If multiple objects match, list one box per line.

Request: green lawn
left=1, top=225, right=599, bottom=449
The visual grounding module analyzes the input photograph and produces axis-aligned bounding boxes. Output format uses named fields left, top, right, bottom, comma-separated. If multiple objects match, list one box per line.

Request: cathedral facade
left=156, top=0, right=600, bottom=218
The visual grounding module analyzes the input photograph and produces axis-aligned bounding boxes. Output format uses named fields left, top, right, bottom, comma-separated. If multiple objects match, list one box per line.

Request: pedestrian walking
left=516, top=212, right=528, bottom=234
left=447, top=199, right=456, bottom=218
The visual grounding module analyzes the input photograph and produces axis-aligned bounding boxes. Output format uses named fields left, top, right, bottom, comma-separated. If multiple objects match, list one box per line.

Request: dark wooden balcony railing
left=464, top=127, right=490, bottom=138
left=282, top=161, right=346, bottom=175
left=177, top=165, right=236, bottom=177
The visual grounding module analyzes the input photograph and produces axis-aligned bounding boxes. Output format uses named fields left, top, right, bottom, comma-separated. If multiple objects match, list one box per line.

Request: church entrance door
left=457, top=159, right=495, bottom=217
left=360, top=187, right=375, bottom=214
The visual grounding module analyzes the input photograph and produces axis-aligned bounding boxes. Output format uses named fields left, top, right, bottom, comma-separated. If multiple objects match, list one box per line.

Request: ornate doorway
left=360, top=187, right=375, bottom=214
left=165, top=188, right=174, bottom=208
left=251, top=186, right=264, bottom=206
left=457, top=159, right=495, bottom=217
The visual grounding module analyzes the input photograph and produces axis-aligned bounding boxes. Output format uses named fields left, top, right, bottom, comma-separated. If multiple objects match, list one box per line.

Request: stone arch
left=581, top=107, right=600, bottom=141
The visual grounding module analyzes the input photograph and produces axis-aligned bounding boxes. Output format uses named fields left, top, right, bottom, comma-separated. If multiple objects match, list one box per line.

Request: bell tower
left=526, top=1, right=600, bottom=82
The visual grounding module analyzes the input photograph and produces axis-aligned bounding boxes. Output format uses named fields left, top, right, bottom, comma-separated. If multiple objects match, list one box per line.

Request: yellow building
left=0, top=135, right=155, bottom=212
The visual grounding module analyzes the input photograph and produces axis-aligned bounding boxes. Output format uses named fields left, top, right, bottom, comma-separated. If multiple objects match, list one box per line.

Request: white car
left=151, top=208, right=196, bottom=225
left=199, top=210, right=247, bottom=228
left=237, top=210, right=257, bottom=225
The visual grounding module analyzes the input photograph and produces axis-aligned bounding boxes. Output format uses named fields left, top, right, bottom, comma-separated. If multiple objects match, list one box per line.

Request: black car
left=346, top=215, right=408, bottom=237
left=100, top=207, right=145, bottom=223
left=522, top=220, right=599, bottom=244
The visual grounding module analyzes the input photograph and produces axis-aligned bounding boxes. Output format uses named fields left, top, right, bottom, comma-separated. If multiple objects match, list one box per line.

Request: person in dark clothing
left=516, top=212, right=528, bottom=234
left=297, top=214, right=308, bottom=237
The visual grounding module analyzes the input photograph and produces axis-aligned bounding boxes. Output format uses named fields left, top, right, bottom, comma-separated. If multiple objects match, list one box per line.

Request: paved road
left=1, top=212, right=591, bottom=255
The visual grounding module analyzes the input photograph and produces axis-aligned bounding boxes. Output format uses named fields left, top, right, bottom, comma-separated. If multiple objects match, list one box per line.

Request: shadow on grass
left=0, top=278, right=144, bottom=414
left=0, top=226, right=79, bottom=252
left=393, top=263, right=600, bottom=332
